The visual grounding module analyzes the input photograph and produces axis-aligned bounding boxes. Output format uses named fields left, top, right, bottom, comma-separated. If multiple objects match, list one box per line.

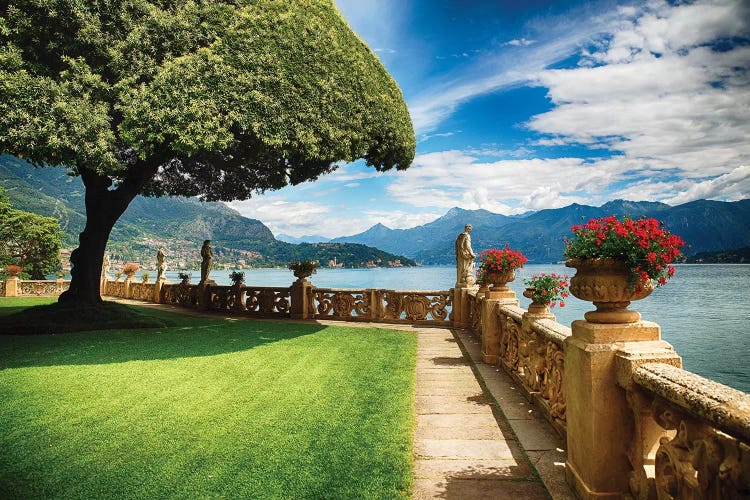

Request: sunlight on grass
left=0, top=299, right=417, bottom=498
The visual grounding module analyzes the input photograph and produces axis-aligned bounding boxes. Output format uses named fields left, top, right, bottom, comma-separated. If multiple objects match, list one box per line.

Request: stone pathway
left=412, top=327, right=551, bottom=499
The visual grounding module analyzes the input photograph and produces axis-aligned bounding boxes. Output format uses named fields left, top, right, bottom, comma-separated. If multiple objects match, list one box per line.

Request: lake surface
left=164, top=264, right=750, bottom=393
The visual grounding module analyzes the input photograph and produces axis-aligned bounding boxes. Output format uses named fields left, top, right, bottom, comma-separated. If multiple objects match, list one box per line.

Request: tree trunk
left=59, top=166, right=153, bottom=305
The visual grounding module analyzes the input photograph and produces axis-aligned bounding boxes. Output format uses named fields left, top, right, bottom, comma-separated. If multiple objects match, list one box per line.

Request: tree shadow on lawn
left=0, top=303, right=326, bottom=369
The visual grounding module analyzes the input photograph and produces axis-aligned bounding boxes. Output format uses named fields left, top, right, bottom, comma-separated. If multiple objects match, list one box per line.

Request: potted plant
left=477, top=247, right=527, bottom=288
left=523, top=273, right=569, bottom=315
left=229, top=270, right=245, bottom=288
left=5, top=265, right=22, bottom=278
left=141, top=272, right=150, bottom=283
left=564, top=216, right=685, bottom=323
left=288, top=260, right=318, bottom=280
left=178, top=272, right=192, bottom=285
left=122, top=263, right=139, bottom=280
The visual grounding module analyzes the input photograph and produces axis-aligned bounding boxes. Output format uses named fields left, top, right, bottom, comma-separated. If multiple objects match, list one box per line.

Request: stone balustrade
left=622, top=362, right=750, bottom=499
left=0, top=278, right=70, bottom=297
left=468, top=289, right=571, bottom=437
left=313, top=288, right=452, bottom=325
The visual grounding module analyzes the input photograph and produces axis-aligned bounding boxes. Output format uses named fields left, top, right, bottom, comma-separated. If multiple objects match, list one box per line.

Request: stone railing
left=475, top=294, right=571, bottom=436
left=128, top=282, right=156, bottom=302
left=467, top=289, right=482, bottom=334
left=105, top=280, right=127, bottom=298
left=160, top=283, right=199, bottom=308
left=205, top=285, right=292, bottom=318
left=620, top=362, right=750, bottom=499
left=312, top=288, right=452, bottom=326
left=0, top=278, right=70, bottom=297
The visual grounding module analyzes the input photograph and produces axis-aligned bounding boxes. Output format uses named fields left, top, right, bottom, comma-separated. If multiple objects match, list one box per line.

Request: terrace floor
left=110, top=299, right=575, bottom=499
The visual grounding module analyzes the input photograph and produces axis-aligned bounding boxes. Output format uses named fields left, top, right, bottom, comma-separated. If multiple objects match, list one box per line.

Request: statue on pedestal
left=455, top=224, right=476, bottom=287
left=200, top=240, right=213, bottom=284
left=101, top=254, right=111, bottom=284
left=156, top=247, right=166, bottom=282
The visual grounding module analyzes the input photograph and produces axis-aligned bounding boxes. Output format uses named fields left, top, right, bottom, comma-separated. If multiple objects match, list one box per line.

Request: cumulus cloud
left=522, top=0, right=750, bottom=202
left=385, top=150, right=618, bottom=213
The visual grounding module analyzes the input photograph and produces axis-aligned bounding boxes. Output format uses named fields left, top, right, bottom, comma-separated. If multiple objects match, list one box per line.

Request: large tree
left=0, top=187, right=62, bottom=279
left=0, top=0, right=415, bottom=303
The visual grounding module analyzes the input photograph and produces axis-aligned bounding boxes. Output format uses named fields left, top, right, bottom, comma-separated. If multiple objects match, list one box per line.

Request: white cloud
left=664, top=165, right=750, bottom=204
left=385, top=150, right=619, bottom=213
left=524, top=0, right=750, bottom=199
left=505, top=38, right=535, bottom=47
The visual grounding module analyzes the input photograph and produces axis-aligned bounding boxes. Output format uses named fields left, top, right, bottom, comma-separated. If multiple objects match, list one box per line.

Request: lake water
left=163, top=264, right=750, bottom=393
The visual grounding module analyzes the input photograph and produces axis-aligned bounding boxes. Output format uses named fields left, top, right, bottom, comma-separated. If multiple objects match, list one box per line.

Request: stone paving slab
left=414, top=458, right=535, bottom=479
left=413, top=479, right=551, bottom=500
left=454, top=329, right=576, bottom=500
left=412, top=327, right=551, bottom=499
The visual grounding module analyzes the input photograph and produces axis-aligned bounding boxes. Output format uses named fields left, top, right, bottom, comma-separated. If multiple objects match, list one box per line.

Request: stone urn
left=484, top=270, right=515, bottom=299
left=293, top=269, right=313, bottom=281
left=566, top=258, right=654, bottom=324
left=523, top=287, right=552, bottom=317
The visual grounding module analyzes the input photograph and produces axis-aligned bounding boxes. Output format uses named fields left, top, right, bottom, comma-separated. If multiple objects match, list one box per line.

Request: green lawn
left=0, top=298, right=417, bottom=499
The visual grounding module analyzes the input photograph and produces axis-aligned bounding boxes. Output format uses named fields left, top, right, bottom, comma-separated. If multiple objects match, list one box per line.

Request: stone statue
left=200, top=240, right=213, bottom=284
left=156, top=247, right=166, bottom=282
left=455, top=224, right=476, bottom=287
left=101, top=254, right=111, bottom=283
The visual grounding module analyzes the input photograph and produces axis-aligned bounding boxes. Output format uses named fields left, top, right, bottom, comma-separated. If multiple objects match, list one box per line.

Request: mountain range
left=329, top=199, right=750, bottom=264
left=4, top=154, right=749, bottom=268
left=0, top=155, right=416, bottom=269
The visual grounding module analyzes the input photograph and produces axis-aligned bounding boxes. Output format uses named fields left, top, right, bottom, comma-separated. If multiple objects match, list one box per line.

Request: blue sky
left=228, top=0, right=750, bottom=238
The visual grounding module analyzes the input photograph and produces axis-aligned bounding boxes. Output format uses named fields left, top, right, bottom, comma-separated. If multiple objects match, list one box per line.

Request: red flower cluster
left=565, top=216, right=685, bottom=288
left=5, top=265, right=22, bottom=277
left=477, top=247, right=527, bottom=282
left=524, top=273, right=570, bottom=308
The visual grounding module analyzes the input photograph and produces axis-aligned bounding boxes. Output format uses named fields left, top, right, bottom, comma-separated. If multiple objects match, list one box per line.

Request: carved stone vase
left=566, top=258, right=653, bottom=324
left=522, top=287, right=552, bottom=316
left=293, top=270, right=313, bottom=281
left=484, top=270, right=515, bottom=299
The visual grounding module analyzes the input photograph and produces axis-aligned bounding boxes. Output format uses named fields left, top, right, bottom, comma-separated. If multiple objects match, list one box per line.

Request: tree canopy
left=0, top=0, right=415, bottom=302
left=0, top=0, right=415, bottom=199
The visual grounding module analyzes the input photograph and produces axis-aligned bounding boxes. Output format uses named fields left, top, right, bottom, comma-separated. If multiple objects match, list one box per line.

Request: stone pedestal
left=290, top=279, right=314, bottom=319
left=5, top=276, right=19, bottom=297
left=197, top=280, right=216, bottom=310
left=564, top=320, right=680, bottom=499
left=452, top=286, right=477, bottom=329
left=153, top=277, right=167, bottom=303
left=480, top=292, right=518, bottom=363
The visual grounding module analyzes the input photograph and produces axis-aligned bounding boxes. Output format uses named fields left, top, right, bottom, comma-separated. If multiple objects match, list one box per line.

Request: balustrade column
left=564, top=319, right=681, bottom=499
left=5, top=276, right=19, bottom=297
left=480, top=288, right=518, bottom=363
left=290, top=279, right=314, bottom=320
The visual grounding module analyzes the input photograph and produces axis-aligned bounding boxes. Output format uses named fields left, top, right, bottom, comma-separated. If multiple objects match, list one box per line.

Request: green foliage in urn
left=524, top=273, right=569, bottom=308
left=288, top=260, right=318, bottom=278
left=229, top=270, right=245, bottom=287
left=476, top=247, right=527, bottom=284
left=0, top=0, right=415, bottom=304
left=141, top=272, right=150, bottom=283
left=564, top=216, right=685, bottom=289
left=177, top=272, right=191, bottom=284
